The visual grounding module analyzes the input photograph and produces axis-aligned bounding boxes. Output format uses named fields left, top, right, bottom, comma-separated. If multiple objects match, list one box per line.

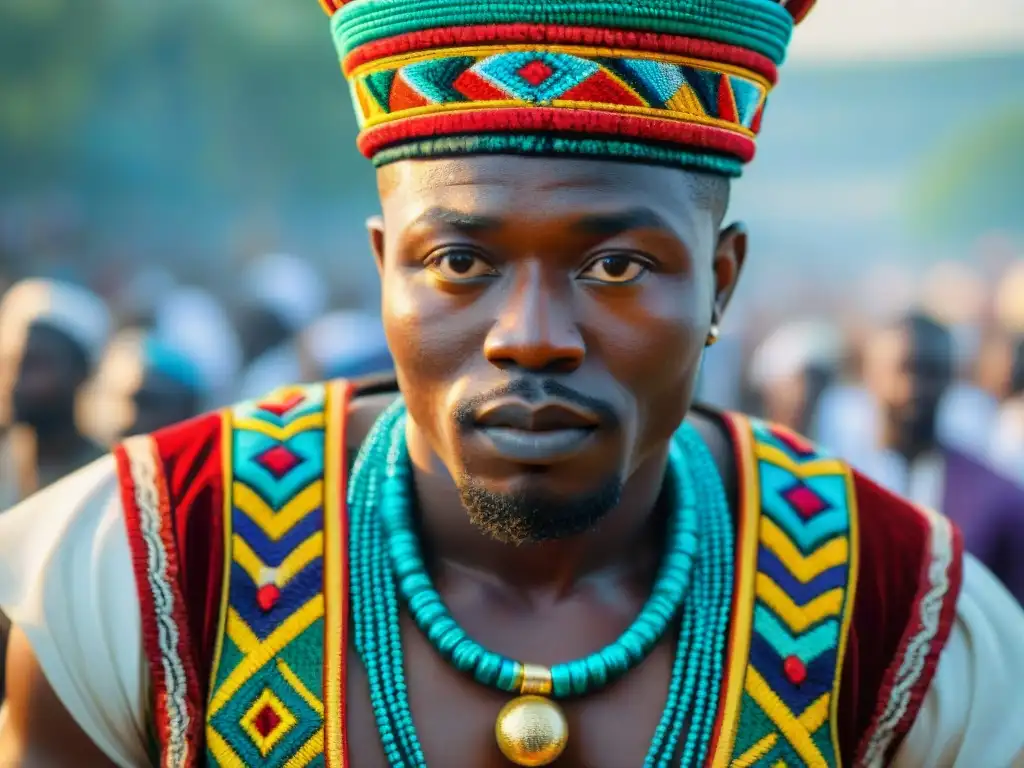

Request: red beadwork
left=782, top=483, right=830, bottom=519
left=257, top=584, right=281, bottom=613
left=258, top=392, right=305, bottom=417
left=784, top=655, right=807, bottom=685
left=253, top=704, right=282, bottom=737
left=517, top=60, right=554, bottom=86
left=256, top=445, right=303, bottom=478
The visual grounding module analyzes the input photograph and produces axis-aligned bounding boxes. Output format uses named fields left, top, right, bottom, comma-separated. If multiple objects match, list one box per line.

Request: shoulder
left=719, top=411, right=967, bottom=762
left=0, top=456, right=151, bottom=766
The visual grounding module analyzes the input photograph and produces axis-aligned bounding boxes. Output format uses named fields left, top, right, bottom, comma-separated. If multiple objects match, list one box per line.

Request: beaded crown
left=321, top=0, right=816, bottom=176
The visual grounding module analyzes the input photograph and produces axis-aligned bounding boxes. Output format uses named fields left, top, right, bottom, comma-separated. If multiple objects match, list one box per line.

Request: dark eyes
left=425, top=249, right=497, bottom=281
left=577, top=255, right=649, bottom=285
left=426, top=250, right=651, bottom=286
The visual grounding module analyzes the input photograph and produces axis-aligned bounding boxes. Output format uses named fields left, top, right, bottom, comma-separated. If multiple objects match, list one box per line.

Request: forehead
left=377, top=155, right=717, bottom=231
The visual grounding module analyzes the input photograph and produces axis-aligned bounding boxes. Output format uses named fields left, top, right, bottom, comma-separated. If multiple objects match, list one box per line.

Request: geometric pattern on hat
left=206, top=383, right=349, bottom=767
left=715, top=418, right=858, bottom=767
left=321, top=0, right=819, bottom=173
left=351, top=46, right=768, bottom=160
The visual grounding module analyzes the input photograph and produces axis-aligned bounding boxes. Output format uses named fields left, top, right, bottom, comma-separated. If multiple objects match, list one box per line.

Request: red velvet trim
left=115, top=439, right=203, bottom=768
left=149, top=412, right=227, bottom=698
left=149, top=436, right=205, bottom=763
left=357, top=109, right=756, bottom=161
left=343, top=24, right=779, bottom=83
left=839, top=473, right=965, bottom=763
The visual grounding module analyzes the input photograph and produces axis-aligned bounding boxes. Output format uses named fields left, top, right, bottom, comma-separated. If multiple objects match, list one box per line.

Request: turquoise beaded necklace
left=349, top=399, right=734, bottom=766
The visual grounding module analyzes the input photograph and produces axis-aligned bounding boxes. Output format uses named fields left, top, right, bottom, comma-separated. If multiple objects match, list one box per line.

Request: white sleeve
left=0, top=455, right=151, bottom=768
left=893, top=555, right=1024, bottom=768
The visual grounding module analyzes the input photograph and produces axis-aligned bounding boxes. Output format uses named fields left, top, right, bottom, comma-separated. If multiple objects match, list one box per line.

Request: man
left=78, top=328, right=206, bottom=445
left=0, top=279, right=111, bottom=510
left=862, top=312, right=1024, bottom=604
left=235, top=253, right=329, bottom=399
left=2, top=2, right=1024, bottom=767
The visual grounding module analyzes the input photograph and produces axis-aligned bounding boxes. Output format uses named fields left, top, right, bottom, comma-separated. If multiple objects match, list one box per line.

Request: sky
left=789, top=0, right=1024, bottom=62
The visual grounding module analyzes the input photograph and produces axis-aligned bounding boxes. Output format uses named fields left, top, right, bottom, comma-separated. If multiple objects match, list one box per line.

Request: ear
left=367, top=215, right=386, bottom=277
left=711, top=222, right=747, bottom=329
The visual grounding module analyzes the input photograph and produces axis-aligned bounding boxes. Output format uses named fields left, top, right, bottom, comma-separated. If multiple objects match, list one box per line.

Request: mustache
left=454, top=378, right=620, bottom=430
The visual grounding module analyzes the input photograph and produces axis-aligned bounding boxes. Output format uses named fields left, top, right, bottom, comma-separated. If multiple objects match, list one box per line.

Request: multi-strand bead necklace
left=349, top=399, right=733, bottom=766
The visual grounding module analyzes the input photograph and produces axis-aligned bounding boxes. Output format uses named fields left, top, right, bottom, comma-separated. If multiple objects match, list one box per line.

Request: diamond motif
left=772, top=427, right=816, bottom=458
left=241, top=689, right=297, bottom=757
left=474, top=52, right=599, bottom=103
left=782, top=483, right=830, bottom=519
left=258, top=392, right=306, bottom=418
left=254, top=704, right=281, bottom=737
left=517, top=60, right=554, bottom=86
left=256, top=445, right=303, bottom=479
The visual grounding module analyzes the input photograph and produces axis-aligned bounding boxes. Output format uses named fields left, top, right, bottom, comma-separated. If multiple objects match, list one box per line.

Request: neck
left=404, top=421, right=669, bottom=599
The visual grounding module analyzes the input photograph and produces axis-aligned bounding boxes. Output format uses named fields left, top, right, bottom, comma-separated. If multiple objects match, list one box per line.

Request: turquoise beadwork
left=349, top=399, right=734, bottom=766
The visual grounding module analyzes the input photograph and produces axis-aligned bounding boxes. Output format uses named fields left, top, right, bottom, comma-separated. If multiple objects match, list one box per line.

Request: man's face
left=865, top=324, right=952, bottom=445
left=372, top=155, right=741, bottom=544
left=10, top=323, right=88, bottom=426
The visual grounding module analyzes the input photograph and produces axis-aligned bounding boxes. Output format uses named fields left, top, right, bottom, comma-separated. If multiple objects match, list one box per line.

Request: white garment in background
left=236, top=341, right=303, bottom=402
left=936, top=384, right=1000, bottom=458
left=991, top=399, right=1024, bottom=480
left=1, top=458, right=1024, bottom=767
left=241, top=254, right=328, bottom=334
left=860, top=450, right=947, bottom=514
left=811, top=384, right=880, bottom=471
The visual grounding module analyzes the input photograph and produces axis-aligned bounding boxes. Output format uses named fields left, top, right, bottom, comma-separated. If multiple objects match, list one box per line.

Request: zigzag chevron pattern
left=729, top=420, right=856, bottom=767
left=351, top=46, right=767, bottom=133
left=206, top=385, right=330, bottom=767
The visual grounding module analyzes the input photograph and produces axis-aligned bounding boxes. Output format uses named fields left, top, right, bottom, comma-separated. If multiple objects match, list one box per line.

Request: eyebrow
left=410, top=207, right=503, bottom=234
left=572, top=208, right=676, bottom=237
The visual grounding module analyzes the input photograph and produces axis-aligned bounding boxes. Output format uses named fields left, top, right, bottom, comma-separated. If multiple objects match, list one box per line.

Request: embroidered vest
left=115, top=380, right=963, bottom=767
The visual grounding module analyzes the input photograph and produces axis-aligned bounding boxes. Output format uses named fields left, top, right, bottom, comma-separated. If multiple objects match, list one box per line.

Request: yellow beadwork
left=495, top=696, right=569, bottom=767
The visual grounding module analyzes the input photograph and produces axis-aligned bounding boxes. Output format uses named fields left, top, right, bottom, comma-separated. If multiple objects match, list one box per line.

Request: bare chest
left=343, top=616, right=689, bottom=768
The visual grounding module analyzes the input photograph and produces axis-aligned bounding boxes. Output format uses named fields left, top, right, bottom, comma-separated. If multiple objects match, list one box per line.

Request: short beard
left=457, top=473, right=623, bottom=545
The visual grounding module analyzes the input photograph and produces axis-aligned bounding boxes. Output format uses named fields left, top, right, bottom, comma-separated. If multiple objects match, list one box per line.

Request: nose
left=484, top=264, right=585, bottom=374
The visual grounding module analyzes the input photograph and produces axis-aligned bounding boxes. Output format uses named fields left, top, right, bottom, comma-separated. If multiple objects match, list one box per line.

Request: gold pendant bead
left=495, top=695, right=569, bottom=767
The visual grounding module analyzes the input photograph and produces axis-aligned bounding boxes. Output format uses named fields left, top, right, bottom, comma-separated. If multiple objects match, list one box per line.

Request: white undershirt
left=1, top=457, right=1024, bottom=767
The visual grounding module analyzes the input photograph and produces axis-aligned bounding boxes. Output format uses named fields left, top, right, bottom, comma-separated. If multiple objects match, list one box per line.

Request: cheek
left=584, top=283, right=707, bottom=456
left=382, top=272, right=485, bottom=458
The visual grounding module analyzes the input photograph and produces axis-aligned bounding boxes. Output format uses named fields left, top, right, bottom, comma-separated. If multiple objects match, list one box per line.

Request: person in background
left=863, top=311, right=1024, bottom=603
left=154, top=286, right=243, bottom=409
left=934, top=329, right=1002, bottom=458
left=235, top=253, right=329, bottom=399
left=747, top=320, right=838, bottom=435
left=990, top=337, right=1024, bottom=479
left=297, top=310, right=393, bottom=383
left=78, top=328, right=206, bottom=446
left=0, top=279, right=111, bottom=510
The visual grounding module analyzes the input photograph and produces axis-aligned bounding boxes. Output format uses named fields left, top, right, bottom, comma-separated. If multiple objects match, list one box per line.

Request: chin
left=456, top=471, right=623, bottom=545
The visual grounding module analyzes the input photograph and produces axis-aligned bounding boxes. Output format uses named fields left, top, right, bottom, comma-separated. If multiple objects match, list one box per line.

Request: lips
left=474, top=399, right=600, bottom=432
left=472, top=398, right=599, bottom=464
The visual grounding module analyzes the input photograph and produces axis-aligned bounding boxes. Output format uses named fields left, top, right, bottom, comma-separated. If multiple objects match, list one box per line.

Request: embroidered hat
left=321, top=0, right=816, bottom=175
